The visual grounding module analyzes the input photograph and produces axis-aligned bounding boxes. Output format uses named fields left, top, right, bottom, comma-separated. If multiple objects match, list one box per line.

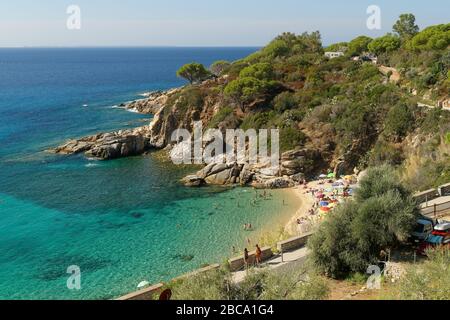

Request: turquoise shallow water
left=0, top=47, right=297, bottom=299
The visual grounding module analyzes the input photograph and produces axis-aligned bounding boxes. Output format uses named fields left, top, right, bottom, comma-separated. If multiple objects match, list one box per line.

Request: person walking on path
left=255, top=244, right=262, bottom=267
left=244, top=248, right=250, bottom=272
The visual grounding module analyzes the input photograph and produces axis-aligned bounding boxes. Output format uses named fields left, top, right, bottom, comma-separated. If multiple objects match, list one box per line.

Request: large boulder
left=51, top=127, right=153, bottom=160
left=239, top=164, right=254, bottom=185
left=205, top=169, right=232, bottom=185
left=183, top=162, right=245, bottom=187
left=126, top=89, right=179, bottom=114
left=182, top=175, right=205, bottom=187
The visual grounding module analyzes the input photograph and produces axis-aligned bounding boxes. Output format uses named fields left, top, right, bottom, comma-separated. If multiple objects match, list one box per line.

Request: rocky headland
left=49, top=84, right=328, bottom=188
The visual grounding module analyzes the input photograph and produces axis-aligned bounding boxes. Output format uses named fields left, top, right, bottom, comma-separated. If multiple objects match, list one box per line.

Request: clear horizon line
left=0, top=45, right=265, bottom=49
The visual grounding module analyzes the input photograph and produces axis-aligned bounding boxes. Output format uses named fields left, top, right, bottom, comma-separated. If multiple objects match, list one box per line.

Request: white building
left=324, top=51, right=345, bottom=59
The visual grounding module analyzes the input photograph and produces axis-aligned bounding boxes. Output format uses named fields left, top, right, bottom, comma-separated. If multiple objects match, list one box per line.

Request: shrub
left=407, top=23, right=450, bottom=51
left=393, top=248, right=450, bottom=300
left=347, top=36, right=373, bottom=56
left=163, top=87, right=204, bottom=118
left=384, top=104, right=415, bottom=138
left=239, top=63, right=274, bottom=81
left=279, top=126, right=307, bottom=151
left=368, top=34, right=401, bottom=55
left=420, top=107, right=450, bottom=133
left=210, top=60, right=231, bottom=76
left=166, top=266, right=329, bottom=300
left=262, top=39, right=290, bottom=58
left=272, top=91, right=297, bottom=113
left=176, top=62, right=211, bottom=84
left=208, top=106, right=236, bottom=129
left=240, top=112, right=276, bottom=130
left=224, top=77, right=274, bottom=111
left=259, top=270, right=330, bottom=300
left=369, top=140, right=405, bottom=166
left=169, top=269, right=231, bottom=300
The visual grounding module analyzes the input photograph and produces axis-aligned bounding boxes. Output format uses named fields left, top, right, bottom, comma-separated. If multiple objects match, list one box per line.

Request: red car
left=417, top=223, right=450, bottom=256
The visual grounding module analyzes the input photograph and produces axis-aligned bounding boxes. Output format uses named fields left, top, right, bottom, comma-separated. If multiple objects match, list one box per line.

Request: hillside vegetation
left=166, top=15, right=449, bottom=192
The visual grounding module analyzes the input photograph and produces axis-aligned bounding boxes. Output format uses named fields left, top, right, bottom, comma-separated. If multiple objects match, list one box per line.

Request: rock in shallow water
left=50, top=127, right=153, bottom=160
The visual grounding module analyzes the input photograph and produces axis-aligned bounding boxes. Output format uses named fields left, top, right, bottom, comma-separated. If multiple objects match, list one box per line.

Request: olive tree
left=308, top=165, right=420, bottom=278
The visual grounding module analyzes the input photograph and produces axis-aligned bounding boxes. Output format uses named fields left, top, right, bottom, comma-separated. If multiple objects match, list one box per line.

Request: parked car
left=411, top=219, right=434, bottom=242
left=417, top=223, right=450, bottom=256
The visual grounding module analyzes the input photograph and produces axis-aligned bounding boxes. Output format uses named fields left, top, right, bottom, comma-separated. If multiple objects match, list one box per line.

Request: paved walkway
left=231, top=193, right=450, bottom=285
left=232, top=247, right=309, bottom=284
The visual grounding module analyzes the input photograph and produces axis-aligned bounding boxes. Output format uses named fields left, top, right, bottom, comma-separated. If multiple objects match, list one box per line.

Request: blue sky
left=0, top=0, right=448, bottom=47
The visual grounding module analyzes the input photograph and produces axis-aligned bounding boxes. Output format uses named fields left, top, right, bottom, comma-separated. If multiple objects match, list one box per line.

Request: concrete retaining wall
left=116, top=264, right=220, bottom=300
left=116, top=283, right=164, bottom=301
left=414, top=189, right=439, bottom=204
left=172, top=264, right=221, bottom=282
left=277, top=233, right=313, bottom=252
left=228, top=247, right=273, bottom=272
left=438, top=183, right=450, bottom=196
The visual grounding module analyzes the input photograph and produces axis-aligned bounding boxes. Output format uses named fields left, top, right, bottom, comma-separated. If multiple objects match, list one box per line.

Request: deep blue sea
left=0, top=48, right=297, bottom=300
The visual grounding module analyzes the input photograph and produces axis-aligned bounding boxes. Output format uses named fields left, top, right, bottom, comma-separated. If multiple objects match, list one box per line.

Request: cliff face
left=50, top=29, right=449, bottom=189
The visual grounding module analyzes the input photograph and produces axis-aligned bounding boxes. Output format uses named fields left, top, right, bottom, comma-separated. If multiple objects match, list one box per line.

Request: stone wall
left=228, top=247, right=273, bottom=272
left=413, top=189, right=439, bottom=204
left=438, top=183, right=450, bottom=196
left=116, top=283, right=164, bottom=301
left=277, top=233, right=313, bottom=252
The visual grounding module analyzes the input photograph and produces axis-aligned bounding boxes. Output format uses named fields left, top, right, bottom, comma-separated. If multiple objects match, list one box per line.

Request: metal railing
left=421, top=200, right=450, bottom=220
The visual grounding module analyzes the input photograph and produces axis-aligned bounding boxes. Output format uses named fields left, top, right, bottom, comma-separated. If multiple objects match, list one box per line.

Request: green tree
left=368, top=34, right=401, bottom=55
left=262, top=39, right=290, bottom=58
left=393, top=14, right=419, bottom=40
left=176, top=62, right=211, bottom=84
left=224, top=77, right=272, bottom=111
left=239, top=63, right=274, bottom=80
left=384, top=104, right=415, bottom=139
left=347, top=36, right=373, bottom=56
left=326, top=42, right=348, bottom=53
left=210, top=60, right=231, bottom=76
left=308, top=165, right=420, bottom=278
left=407, top=23, right=450, bottom=51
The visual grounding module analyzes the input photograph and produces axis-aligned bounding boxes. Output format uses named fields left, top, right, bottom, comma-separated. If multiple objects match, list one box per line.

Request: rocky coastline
left=49, top=87, right=330, bottom=189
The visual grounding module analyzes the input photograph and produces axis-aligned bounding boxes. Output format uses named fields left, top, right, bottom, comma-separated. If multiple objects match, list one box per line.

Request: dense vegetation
left=308, top=166, right=420, bottom=278
left=169, top=14, right=449, bottom=192
left=159, top=267, right=329, bottom=300
left=162, top=14, right=449, bottom=299
left=390, top=248, right=450, bottom=300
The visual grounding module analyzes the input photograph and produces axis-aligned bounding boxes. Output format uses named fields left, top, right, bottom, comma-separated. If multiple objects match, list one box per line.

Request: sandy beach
left=283, top=177, right=358, bottom=237
left=284, top=186, right=316, bottom=235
